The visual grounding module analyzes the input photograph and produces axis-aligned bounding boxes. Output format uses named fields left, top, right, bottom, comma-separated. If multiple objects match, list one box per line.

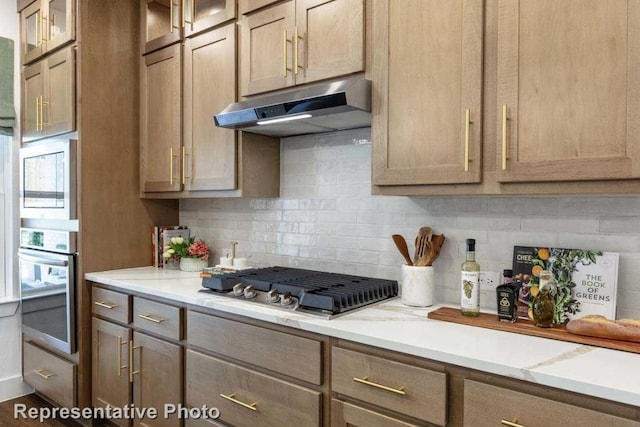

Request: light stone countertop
left=86, top=266, right=640, bottom=407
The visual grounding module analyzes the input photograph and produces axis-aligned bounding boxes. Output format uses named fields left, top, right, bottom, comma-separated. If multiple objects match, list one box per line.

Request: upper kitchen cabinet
left=141, top=0, right=237, bottom=54
left=372, top=0, right=483, bottom=186
left=497, top=0, right=640, bottom=183
left=240, top=0, right=364, bottom=96
left=22, top=46, right=75, bottom=142
left=20, top=0, right=75, bottom=65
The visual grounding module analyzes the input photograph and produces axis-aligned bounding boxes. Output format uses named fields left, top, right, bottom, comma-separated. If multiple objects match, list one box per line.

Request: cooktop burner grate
left=202, top=266, right=398, bottom=314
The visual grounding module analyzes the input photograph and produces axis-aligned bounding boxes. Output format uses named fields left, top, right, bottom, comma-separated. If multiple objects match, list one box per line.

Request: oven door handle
left=18, top=253, right=69, bottom=267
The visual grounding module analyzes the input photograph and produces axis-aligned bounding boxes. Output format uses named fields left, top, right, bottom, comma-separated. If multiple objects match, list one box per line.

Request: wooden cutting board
left=427, top=307, right=640, bottom=354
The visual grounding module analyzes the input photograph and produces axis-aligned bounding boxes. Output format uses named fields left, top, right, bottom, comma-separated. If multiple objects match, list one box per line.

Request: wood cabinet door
left=132, top=332, right=183, bottom=427
left=295, top=0, right=364, bottom=85
left=22, top=59, right=45, bottom=142
left=184, top=0, right=237, bottom=38
left=497, top=0, right=640, bottom=182
left=142, top=0, right=182, bottom=54
left=43, top=46, right=75, bottom=138
left=92, top=318, right=132, bottom=427
left=20, top=0, right=45, bottom=65
left=184, top=24, right=237, bottom=191
left=141, top=44, right=182, bottom=193
left=331, top=400, right=421, bottom=427
left=45, top=0, right=75, bottom=55
left=372, top=0, right=483, bottom=186
left=240, top=0, right=295, bottom=96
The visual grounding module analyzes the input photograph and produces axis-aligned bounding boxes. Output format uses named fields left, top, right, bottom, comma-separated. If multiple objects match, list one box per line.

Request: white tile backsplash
left=181, top=128, right=640, bottom=318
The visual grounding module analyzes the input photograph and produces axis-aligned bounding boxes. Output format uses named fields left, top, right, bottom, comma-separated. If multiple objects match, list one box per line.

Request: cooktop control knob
left=266, top=289, right=280, bottom=303
left=280, top=291, right=293, bottom=306
left=243, top=285, right=257, bottom=299
left=232, top=283, right=244, bottom=297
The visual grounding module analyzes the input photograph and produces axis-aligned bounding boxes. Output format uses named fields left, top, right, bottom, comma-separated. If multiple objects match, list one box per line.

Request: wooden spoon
left=392, top=234, right=413, bottom=266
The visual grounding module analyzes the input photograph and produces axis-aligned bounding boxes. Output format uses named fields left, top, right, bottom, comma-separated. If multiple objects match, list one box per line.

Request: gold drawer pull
left=117, top=336, right=128, bottom=377
left=33, top=369, right=54, bottom=379
left=129, top=341, right=140, bottom=383
left=138, top=313, right=166, bottom=324
left=501, top=104, right=510, bottom=170
left=501, top=420, right=525, bottom=427
left=219, top=393, right=258, bottom=411
left=464, top=108, right=473, bottom=171
left=94, top=301, right=117, bottom=309
left=352, top=376, right=406, bottom=396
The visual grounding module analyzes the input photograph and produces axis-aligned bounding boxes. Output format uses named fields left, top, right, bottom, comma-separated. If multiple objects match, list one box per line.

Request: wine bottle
left=461, top=238, right=480, bottom=316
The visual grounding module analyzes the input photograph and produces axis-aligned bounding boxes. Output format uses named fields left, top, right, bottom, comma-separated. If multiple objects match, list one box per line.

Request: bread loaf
left=566, top=315, right=640, bottom=343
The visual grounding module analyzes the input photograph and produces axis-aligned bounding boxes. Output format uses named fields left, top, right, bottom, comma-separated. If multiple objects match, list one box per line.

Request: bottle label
left=461, top=271, right=480, bottom=309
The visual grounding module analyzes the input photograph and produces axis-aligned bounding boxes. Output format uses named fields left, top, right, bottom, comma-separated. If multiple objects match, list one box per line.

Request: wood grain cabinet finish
left=141, top=44, right=182, bottom=193
left=186, top=349, right=321, bottom=427
left=184, top=0, right=237, bottom=38
left=21, top=46, right=75, bottom=142
left=20, top=0, right=74, bottom=65
left=372, top=0, right=483, bottom=186
left=187, top=310, right=322, bottom=384
left=23, top=341, right=76, bottom=408
left=497, top=0, right=640, bottom=183
left=92, top=287, right=131, bottom=324
left=464, top=380, right=640, bottom=427
left=133, top=332, right=183, bottom=427
left=133, top=297, right=182, bottom=341
left=184, top=23, right=237, bottom=191
left=331, top=347, right=447, bottom=426
left=240, top=0, right=364, bottom=96
left=331, top=399, right=421, bottom=427
left=92, top=318, right=132, bottom=427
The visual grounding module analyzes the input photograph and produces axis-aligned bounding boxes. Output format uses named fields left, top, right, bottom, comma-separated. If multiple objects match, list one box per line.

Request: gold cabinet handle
left=219, top=393, right=258, bottom=411
left=464, top=108, right=473, bottom=172
left=117, top=336, right=128, bottom=376
left=182, top=0, right=186, bottom=28
left=33, top=369, right=54, bottom=379
left=138, top=313, right=166, bottom=324
left=352, top=376, right=406, bottom=396
left=129, top=341, right=140, bottom=383
left=182, top=146, right=190, bottom=184
left=502, top=104, right=509, bottom=170
left=294, top=26, right=303, bottom=75
left=283, top=30, right=288, bottom=77
left=169, top=147, right=179, bottom=185
left=36, top=12, right=42, bottom=47
left=94, top=301, right=117, bottom=310
left=501, top=420, right=525, bottom=427
left=190, top=0, right=194, bottom=31
left=41, top=15, right=48, bottom=43
left=169, top=0, right=174, bottom=33
left=35, top=96, right=40, bottom=131
left=40, top=96, right=49, bottom=128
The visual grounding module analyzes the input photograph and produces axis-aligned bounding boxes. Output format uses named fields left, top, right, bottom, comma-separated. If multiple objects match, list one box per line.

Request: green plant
left=163, top=236, right=210, bottom=261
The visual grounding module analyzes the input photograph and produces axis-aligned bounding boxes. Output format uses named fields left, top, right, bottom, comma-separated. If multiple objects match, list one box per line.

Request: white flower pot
left=179, top=257, right=207, bottom=272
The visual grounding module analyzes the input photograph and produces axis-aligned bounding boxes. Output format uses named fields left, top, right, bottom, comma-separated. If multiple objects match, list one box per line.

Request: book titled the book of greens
left=512, top=246, right=619, bottom=323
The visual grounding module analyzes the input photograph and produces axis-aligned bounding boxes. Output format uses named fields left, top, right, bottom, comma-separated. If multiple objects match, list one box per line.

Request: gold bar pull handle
left=182, top=146, right=190, bottom=184
left=34, top=369, right=54, bottom=379
left=129, top=341, right=140, bottom=383
left=170, top=0, right=174, bottom=33
left=40, top=97, right=49, bottom=128
left=464, top=108, right=473, bottom=172
left=35, top=96, right=40, bottom=131
left=94, top=301, right=117, bottom=310
left=501, top=420, right=525, bottom=427
left=219, top=393, right=258, bottom=411
left=182, top=0, right=186, bottom=28
left=170, top=147, right=179, bottom=185
left=138, top=313, right=166, bottom=324
left=283, top=30, right=288, bottom=77
left=35, top=12, right=41, bottom=47
left=190, top=0, right=194, bottom=31
left=353, top=376, right=406, bottom=396
left=502, top=104, right=509, bottom=170
left=41, top=15, right=48, bottom=43
left=117, top=336, right=128, bottom=376
left=294, top=26, right=303, bottom=75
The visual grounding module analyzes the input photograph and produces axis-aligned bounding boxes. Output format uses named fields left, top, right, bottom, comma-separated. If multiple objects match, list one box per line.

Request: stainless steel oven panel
left=19, top=139, right=77, bottom=220
left=19, top=228, right=77, bottom=254
left=18, top=248, right=76, bottom=354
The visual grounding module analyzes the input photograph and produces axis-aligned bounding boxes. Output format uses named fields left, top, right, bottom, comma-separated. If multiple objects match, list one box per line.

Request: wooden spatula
left=392, top=234, right=413, bottom=266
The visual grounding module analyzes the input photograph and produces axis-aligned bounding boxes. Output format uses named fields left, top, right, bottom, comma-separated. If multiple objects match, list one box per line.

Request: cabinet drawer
left=186, top=350, right=321, bottom=427
left=187, top=311, right=322, bottom=385
left=331, top=399, right=421, bottom=427
left=464, top=380, right=640, bottom=427
left=92, top=287, right=131, bottom=323
left=332, top=347, right=447, bottom=426
left=23, top=341, right=76, bottom=408
left=133, top=297, right=182, bottom=340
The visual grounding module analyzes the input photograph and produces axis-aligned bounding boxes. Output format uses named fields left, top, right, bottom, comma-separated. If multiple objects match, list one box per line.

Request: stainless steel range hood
left=214, top=75, right=371, bottom=138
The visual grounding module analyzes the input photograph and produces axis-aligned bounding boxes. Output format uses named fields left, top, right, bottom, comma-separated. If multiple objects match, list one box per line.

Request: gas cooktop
left=200, top=266, right=398, bottom=319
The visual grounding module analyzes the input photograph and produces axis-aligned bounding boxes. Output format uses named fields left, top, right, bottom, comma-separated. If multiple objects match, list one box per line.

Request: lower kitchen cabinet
left=331, top=399, right=420, bottom=427
left=185, top=349, right=321, bottom=427
left=464, top=380, right=640, bottom=427
left=23, top=340, right=76, bottom=408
